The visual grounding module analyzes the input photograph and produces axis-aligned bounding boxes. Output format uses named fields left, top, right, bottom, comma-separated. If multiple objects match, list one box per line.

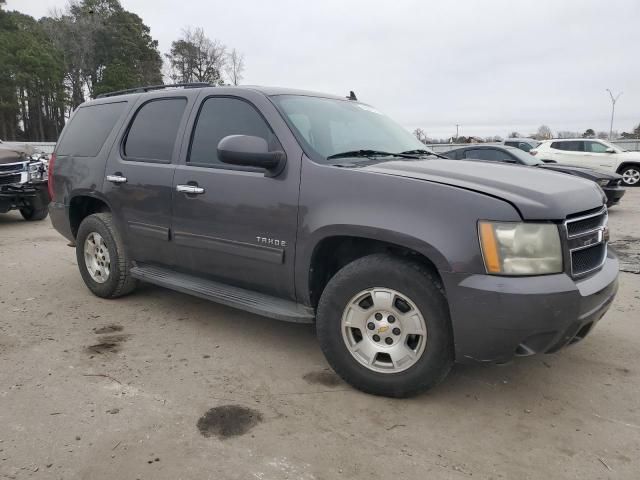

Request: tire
left=20, top=205, right=49, bottom=221
left=316, top=253, right=454, bottom=398
left=619, top=165, right=640, bottom=187
left=76, top=213, right=137, bottom=298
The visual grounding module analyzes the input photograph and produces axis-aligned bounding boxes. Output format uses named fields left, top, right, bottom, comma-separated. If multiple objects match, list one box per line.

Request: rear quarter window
left=56, top=102, right=127, bottom=157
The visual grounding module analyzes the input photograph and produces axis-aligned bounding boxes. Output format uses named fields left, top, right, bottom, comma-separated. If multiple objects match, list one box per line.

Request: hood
left=362, top=159, right=605, bottom=220
left=0, top=144, right=30, bottom=165
left=538, top=163, right=621, bottom=180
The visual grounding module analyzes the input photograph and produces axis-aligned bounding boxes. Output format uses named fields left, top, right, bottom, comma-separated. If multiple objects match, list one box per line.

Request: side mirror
left=605, top=147, right=616, bottom=153
left=217, top=135, right=285, bottom=175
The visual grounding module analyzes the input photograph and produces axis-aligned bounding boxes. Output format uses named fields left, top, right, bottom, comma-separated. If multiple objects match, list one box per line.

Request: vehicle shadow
left=0, top=211, right=27, bottom=224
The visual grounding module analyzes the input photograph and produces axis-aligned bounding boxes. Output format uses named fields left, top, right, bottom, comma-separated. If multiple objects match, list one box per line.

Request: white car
left=532, top=139, right=640, bottom=187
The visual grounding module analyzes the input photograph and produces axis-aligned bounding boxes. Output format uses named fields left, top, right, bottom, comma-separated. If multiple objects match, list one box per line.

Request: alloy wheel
left=341, top=287, right=427, bottom=373
left=84, top=232, right=111, bottom=283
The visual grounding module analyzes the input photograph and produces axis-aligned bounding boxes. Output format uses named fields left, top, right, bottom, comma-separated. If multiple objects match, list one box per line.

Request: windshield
left=272, top=95, right=427, bottom=162
left=509, top=148, right=542, bottom=166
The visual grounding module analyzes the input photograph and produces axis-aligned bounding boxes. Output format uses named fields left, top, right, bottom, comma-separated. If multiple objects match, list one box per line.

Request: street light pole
left=606, top=89, right=622, bottom=140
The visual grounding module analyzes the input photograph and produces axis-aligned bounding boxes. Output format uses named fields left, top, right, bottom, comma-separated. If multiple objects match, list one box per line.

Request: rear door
left=103, top=94, right=193, bottom=265
left=548, top=140, right=584, bottom=166
left=170, top=90, right=302, bottom=300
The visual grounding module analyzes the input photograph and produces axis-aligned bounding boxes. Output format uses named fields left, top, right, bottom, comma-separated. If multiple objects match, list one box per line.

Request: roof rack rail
left=96, top=82, right=212, bottom=99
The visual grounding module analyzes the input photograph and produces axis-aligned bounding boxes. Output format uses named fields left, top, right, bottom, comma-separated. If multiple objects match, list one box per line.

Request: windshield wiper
left=399, top=149, right=447, bottom=159
left=326, top=149, right=419, bottom=160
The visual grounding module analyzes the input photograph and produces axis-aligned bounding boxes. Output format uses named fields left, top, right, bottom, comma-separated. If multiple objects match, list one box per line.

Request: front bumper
left=603, top=186, right=625, bottom=205
left=442, top=251, right=619, bottom=364
left=0, top=181, right=49, bottom=214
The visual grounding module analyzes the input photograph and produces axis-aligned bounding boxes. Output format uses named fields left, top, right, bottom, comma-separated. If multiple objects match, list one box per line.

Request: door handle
left=106, top=174, right=127, bottom=184
left=176, top=184, right=205, bottom=194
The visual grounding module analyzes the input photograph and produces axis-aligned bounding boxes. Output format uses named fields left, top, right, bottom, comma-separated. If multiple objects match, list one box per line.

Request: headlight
left=27, top=161, right=45, bottom=180
left=478, top=221, right=563, bottom=275
left=598, top=179, right=609, bottom=186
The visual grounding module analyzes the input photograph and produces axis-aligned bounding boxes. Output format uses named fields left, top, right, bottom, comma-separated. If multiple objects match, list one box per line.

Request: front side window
left=585, top=141, right=609, bottom=153
left=272, top=95, right=425, bottom=162
left=189, top=97, right=280, bottom=166
left=464, top=149, right=513, bottom=162
left=124, top=98, right=187, bottom=161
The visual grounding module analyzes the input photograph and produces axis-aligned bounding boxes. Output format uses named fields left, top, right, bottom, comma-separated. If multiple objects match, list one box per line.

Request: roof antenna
left=347, top=90, right=358, bottom=101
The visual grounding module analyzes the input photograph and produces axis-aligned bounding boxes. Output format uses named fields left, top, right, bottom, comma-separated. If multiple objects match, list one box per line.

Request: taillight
left=47, top=153, right=56, bottom=200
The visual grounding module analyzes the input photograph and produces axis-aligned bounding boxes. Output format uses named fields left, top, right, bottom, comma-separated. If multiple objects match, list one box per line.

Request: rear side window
left=123, top=98, right=187, bottom=162
left=189, top=97, right=280, bottom=167
left=551, top=141, right=583, bottom=151
left=57, top=102, right=127, bottom=157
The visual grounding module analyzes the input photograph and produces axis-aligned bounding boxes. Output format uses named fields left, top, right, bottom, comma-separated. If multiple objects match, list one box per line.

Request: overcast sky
left=7, top=0, right=640, bottom=139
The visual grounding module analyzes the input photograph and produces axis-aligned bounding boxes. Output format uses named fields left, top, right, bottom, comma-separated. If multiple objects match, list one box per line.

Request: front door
left=170, top=93, right=301, bottom=300
left=103, top=95, right=191, bottom=265
left=583, top=140, right=618, bottom=172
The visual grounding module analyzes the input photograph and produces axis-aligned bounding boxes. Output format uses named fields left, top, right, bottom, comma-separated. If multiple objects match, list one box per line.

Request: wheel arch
left=68, top=192, right=113, bottom=238
left=616, top=161, right=640, bottom=173
left=300, top=227, right=450, bottom=308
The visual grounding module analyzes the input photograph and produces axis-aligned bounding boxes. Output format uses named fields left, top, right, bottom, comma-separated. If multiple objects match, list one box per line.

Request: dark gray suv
left=49, top=84, right=618, bottom=397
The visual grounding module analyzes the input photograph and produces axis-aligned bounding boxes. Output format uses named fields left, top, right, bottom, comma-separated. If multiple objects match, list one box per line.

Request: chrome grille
left=0, top=162, right=25, bottom=174
left=564, top=207, right=608, bottom=277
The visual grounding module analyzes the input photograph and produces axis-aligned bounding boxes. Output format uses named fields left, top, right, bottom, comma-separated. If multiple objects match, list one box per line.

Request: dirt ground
left=1, top=190, right=639, bottom=480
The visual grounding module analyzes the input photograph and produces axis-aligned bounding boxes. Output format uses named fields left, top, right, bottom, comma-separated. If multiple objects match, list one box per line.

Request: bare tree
left=557, top=131, right=579, bottom=139
left=166, top=27, right=227, bottom=85
left=535, top=125, right=553, bottom=140
left=225, top=48, right=245, bottom=86
left=413, top=128, right=428, bottom=144
left=508, top=131, right=520, bottom=138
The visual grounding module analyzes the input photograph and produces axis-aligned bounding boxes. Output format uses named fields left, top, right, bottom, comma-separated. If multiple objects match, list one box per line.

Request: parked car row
left=443, top=145, right=625, bottom=207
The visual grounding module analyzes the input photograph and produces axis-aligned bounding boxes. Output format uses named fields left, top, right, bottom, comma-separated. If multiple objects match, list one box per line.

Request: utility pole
left=606, top=89, right=622, bottom=140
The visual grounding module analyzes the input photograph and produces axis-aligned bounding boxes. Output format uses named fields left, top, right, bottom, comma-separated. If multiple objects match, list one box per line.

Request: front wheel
left=316, top=254, right=454, bottom=397
left=619, top=165, right=640, bottom=187
left=20, top=205, right=49, bottom=221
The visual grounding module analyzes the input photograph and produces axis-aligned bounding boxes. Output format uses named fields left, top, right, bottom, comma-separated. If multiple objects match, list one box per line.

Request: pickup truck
left=48, top=84, right=619, bottom=397
left=0, top=142, right=49, bottom=220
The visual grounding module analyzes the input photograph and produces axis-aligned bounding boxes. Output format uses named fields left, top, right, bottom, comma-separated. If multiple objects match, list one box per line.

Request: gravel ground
left=0, top=190, right=639, bottom=480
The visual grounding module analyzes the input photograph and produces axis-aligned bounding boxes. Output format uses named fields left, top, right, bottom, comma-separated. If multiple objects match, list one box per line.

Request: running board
left=130, top=264, right=315, bottom=324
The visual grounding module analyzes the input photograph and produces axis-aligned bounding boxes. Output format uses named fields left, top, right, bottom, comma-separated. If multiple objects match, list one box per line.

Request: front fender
left=294, top=157, right=521, bottom=304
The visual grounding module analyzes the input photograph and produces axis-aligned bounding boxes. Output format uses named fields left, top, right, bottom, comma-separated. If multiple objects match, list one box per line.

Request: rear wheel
left=316, top=254, right=454, bottom=397
left=76, top=213, right=137, bottom=298
left=20, top=205, right=48, bottom=221
left=619, top=165, right=640, bottom=187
